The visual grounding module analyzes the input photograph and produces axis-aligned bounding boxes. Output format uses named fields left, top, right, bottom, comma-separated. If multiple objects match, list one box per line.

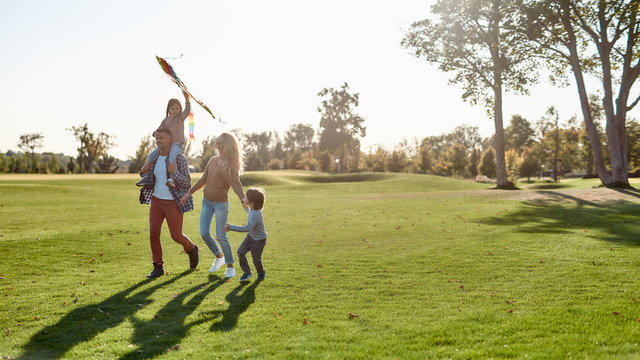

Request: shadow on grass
left=18, top=271, right=191, bottom=360
left=119, top=275, right=227, bottom=359
left=480, top=191, right=640, bottom=246
left=203, top=280, right=261, bottom=332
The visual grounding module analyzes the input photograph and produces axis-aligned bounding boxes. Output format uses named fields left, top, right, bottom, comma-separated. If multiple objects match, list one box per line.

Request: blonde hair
left=214, top=132, right=244, bottom=176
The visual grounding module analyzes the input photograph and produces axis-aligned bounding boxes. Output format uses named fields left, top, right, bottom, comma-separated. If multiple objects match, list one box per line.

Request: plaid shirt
left=139, top=154, right=194, bottom=213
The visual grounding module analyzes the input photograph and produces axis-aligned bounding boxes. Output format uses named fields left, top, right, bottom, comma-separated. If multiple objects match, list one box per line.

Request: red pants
left=149, top=196, right=194, bottom=265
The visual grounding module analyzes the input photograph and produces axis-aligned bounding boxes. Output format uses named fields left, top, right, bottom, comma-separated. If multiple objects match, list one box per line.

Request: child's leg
left=236, top=235, right=252, bottom=274
left=147, top=147, right=160, bottom=163
left=249, top=239, right=266, bottom=275
left=168, top=143, right=183, bottom=165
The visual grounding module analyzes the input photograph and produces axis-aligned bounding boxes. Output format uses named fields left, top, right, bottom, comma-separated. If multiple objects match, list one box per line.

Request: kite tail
left=188, top=110, right=195, bottom=142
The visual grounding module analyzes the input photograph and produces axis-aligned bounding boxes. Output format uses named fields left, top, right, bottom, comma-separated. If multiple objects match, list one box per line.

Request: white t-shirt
left=153, top=155, right=173, bottom=200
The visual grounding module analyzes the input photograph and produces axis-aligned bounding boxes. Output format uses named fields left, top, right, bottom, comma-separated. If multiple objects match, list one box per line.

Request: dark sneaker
left=146, top=264, right=164, bottom=278
left=188, top=245, right=199, bottom=269
left=257, top=273, right=266, bottom=280
left=136, top=173, right=153, bottom=187
left=166, top=178, right=176, bottom=188
left=240, top=272, right=253, bottom=282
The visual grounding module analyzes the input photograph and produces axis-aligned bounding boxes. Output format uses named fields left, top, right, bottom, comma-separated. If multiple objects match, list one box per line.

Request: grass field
left=1, top=171, right=640, bottom=359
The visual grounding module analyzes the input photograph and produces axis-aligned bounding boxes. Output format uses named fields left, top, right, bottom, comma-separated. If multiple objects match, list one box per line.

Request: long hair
left=165, top=98, right=182, bottom=117
left=214, top=133, right=244, bottom=176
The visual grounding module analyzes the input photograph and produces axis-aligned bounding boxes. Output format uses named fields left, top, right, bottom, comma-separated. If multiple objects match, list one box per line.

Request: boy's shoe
left=146, top=264, right=164, bottom=278
left=224, top=267, right=236, bottom=278
left=166, top=178, right=176, bottom=188
left=257, top=273, right=266, bottom=280
left=188, top=245, right=199, bottom=269
left=136, top=173, right=153, bottom=187
left=240, top=272, right=253, bottom=282
left=209, top=256, right=225, bottom=273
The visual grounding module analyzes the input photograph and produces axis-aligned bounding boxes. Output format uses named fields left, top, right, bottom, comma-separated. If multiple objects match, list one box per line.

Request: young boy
left=224, top=187, right=268, bottom=281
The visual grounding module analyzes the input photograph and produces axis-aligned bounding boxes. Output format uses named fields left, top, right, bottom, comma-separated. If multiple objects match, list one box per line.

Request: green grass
left=1, top=173, right=640, bottom=359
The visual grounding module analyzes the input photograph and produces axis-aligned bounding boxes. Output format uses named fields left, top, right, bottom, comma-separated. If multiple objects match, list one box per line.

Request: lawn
left=1, top=172, right=640, bottom=359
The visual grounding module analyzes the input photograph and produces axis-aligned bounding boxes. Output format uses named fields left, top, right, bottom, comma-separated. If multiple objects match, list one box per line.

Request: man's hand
left=223, top=224, right=229, bottom=232
left=180, top=193, right=189, bottom=205
left=167, top=162, right=177, bottom=174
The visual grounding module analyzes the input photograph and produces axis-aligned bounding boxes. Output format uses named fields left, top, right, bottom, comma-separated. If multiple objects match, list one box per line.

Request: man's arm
left=172, top=155, right=192, bottom=189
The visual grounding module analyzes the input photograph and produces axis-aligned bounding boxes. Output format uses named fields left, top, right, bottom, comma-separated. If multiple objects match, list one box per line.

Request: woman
left=181, top=133, right=247, bottom=278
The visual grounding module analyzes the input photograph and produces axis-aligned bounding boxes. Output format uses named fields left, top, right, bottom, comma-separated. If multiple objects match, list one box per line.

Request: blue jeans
left=148, top=143, right=183, bottom=164
left=199, top=198, right=234, bottom=265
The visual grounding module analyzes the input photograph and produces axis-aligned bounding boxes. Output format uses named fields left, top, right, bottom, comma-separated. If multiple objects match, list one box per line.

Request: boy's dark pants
left=237, top=234, right=266, bottom=275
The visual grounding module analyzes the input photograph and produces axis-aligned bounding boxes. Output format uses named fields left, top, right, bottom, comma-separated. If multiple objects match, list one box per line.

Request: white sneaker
left=209, top=257, right=225, bottom=273
left=224, top=267, right=236, bottom=278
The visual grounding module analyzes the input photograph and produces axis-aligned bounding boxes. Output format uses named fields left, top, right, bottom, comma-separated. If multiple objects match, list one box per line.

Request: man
left=139, top=127, right=198, bottom=278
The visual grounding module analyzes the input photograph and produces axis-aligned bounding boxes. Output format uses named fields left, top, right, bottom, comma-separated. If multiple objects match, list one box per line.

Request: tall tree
left=317, top=82, right=366, bottom=173
left=67, top=124, right=115, bottom=173
left=402, top=0, right=537, bottom=188
left=17, top=133, right=44, bottom=172
left=524, top=0, right=640, bottom=187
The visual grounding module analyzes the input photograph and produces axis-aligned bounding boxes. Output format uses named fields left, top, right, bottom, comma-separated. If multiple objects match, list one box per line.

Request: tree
left=198, top=136, right=217, bottom=172
left=317, top=82, right=366, bottom=173
left=480, top=148, right=497, bottom=178
left=387, top=149, right=408, bottom=173
left=128, top=135, right=154, bottom=173
left=285, top=124, right=315, bottom=152
left=467, top=148, right=481, bottom=178
left=524, top=0, right=640, bottom=187
left=48, top=154, right=59, bottom=174
left=402, top=0, right=537, bottom=188
left=519, top=147, right=539, bottom=180
left=244, top=132, right=273, bottom=171
left=504, top=115, right=535, bottom=152
left=446, top=143, right=468, bottom=178
left=17, top=133, right=44, bottom=172
left=627, top=119, right=640, bottom=170
left=95, top=154, right=120, bottom=173
left=67, top=124, right=115, bottom=173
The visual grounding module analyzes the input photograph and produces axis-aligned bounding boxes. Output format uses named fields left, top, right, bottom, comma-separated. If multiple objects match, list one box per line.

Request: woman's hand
left=180, top=193, right=190, bottom=205
left=223, top=224, right=229, bottom=232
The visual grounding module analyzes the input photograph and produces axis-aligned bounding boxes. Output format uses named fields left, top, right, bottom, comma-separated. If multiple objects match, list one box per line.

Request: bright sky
left=1, top=0, right=631, bottom=159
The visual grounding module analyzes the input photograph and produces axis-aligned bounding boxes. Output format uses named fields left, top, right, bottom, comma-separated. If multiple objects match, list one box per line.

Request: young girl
left=180, top=133, right=248, bottom=278
left=137, top=90, right=190, bottom=188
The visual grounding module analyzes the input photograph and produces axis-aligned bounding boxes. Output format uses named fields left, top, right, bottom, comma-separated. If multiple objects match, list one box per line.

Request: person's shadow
left=206, top=279, right=262, bottom=332
left=119, top=275, right=226, bottom=359
left=18, top=271, right=190, bottom=360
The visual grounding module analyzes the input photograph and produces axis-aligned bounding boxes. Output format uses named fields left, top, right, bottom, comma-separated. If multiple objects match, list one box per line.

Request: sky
left=1, top=0, right=634, bottom=159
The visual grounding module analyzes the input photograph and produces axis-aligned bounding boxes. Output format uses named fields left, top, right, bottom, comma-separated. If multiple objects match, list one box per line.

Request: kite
left=156, top=55, right=219, bottom=121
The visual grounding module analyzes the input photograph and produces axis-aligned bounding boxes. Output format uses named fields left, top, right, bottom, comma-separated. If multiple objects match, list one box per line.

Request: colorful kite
left=156, top=55, right=219, bottom=121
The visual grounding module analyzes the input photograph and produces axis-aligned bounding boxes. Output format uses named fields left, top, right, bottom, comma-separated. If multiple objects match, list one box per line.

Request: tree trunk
left=493, top=80, right=510, bottom=188
left=490, top=0, right=511, bottom=189
left=561, top=3, right=612, bottom=184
